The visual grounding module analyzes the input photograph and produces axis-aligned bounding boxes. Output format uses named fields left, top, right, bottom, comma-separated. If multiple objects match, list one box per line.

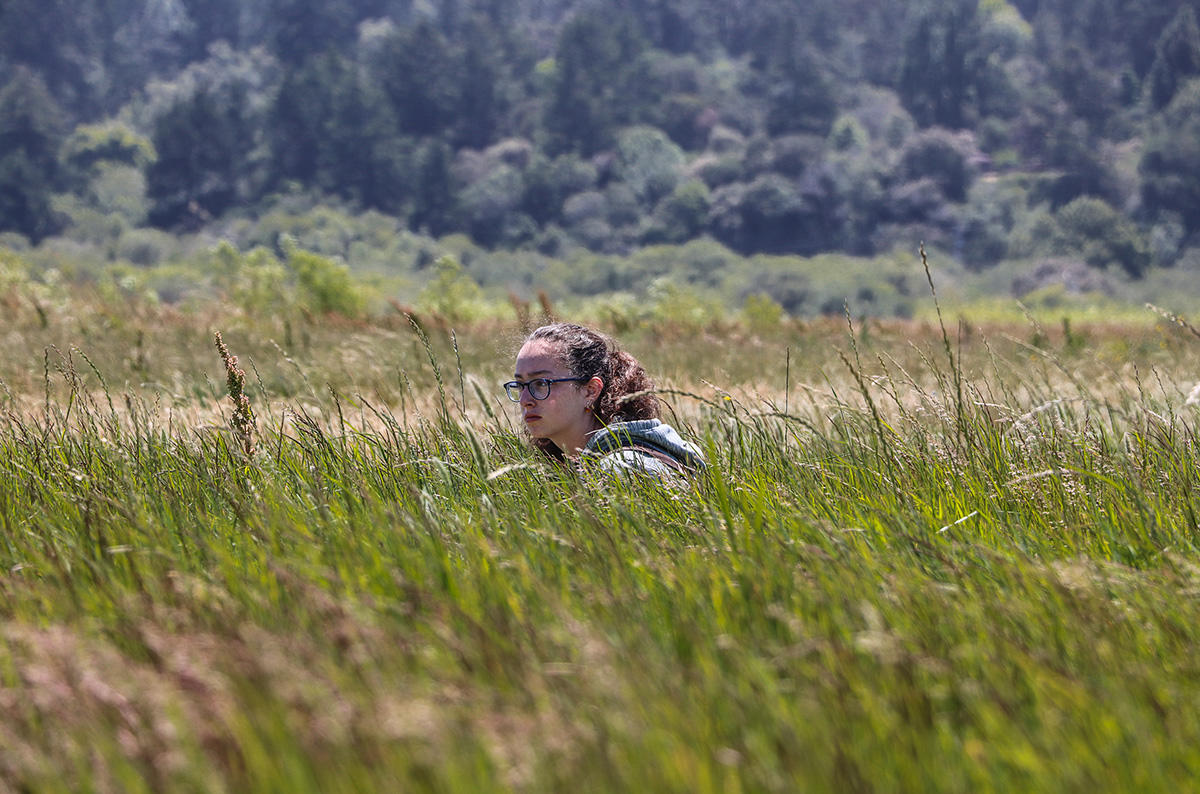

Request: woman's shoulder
left=583, top=419, right=706, bottom=477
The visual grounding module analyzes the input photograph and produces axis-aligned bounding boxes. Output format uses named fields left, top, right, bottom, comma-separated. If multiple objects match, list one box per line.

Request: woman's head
left=512, top=323, right=659, bottom=459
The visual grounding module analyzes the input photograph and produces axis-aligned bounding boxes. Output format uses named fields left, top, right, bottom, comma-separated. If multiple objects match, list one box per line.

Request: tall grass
left=3, top=304, right=1200, bottom=791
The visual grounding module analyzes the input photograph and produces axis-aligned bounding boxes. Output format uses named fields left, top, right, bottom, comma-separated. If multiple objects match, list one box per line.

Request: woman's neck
left=556, top=415, right=603, bottom=459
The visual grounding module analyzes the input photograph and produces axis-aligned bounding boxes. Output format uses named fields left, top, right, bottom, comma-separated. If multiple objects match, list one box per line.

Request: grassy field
left=3, top=287, right=1200, bottom=792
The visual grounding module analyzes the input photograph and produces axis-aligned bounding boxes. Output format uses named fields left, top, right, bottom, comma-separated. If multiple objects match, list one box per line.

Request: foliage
left=898, top=0, right=993, bottom=129
left=0, top=67, right=66, bottom=241
left=757, top=15, right=837, bottom=137
left=615, top=125, right=686, bottom=206
left=417, top=254, right=488, bottom=324
left=267, top=52, right=404, bottom=213
left=644, top=276, right=723, bottom=330
left=1050, top=197, right=1151, bottom=277
left=1147, top=5, right=1200, bottom=110
left=5, top=0, right=1200, bottom=271
left=1141, top=78, right=1200, bottom=234
left=0, top=246, right=32, bottom=291
left=544, top=9, right=648, bottom=155
left=114, top=227, right=179, bottom=267
left=61, top=121, right=156, bottom=174
left=644, top=178, right=712, bottom=244
left=283, top=237, right=365, bottom=317
left=708, top=173, right=836, bottom=255
left=897, top=127, right=979, bottom=203
left=147, top=84, right=256, bottom=227
left=86, top=164, right=151, bottom=226
left=741, top=291, right=785, bottom=332
left=211, top=240, right=291, bottom=315
left=455, top=163, right=529, bottom=248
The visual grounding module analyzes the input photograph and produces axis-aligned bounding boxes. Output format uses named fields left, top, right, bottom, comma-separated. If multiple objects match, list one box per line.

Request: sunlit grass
left=3, top=299, right=1200, bottom=791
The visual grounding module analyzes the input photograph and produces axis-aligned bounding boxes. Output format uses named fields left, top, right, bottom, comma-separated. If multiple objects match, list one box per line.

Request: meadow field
left=4, top=280, right=1200, bottom=792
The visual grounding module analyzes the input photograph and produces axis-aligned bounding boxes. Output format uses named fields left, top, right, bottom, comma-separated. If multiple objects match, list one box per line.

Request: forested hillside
left=3, top=0, right=1200, bottom=308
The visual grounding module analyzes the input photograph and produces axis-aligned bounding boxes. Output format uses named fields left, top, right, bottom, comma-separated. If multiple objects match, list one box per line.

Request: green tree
left=267, top=53, right=404, bottom=211
left=62, top=122, right=155, bottom=176
left=1049, top=42, right=1122, bottom=131
left=898, top=127, right=976, bottom=202
left=283, top=239, right=365, bottom=317
left=264, top=0, right=384, bottom=65
left=455, top=164, right=526, bottom=247
left=372, top=20, right=460, bottom=138
left=0, top=67, right=65, bottom=241
left=645, top=178, right=710, bottom=244
left=708, top=173, right=839, bottom=255
left=1052, top=196, right=1149, bottom=276
left=147, top=84, right=254, bottom=227
left=898, top=0, right=988, bottom=128
left=756, top=13, right=838, bottom=137
left=0, top=0, right=110, bottom=115
left=545, top=9, right=647, bottom=155
left=185, top=0, right=248, bottom=52
left=1031, top=0, right=1178, bottom=79
left=1141, top=78, right=1200, bottom=233
left=455, top=17, right=504, bottom=148
left=520, top=153, right=597, bottom=226
left=615, top=125, right=685, bottom=206
left=109, top=0, right=196, bottom=91
left=418, top=254, right=485, bottom=323
left=411, top=138, right=457, bottom=236
left=1147, top=5, right=1200, bottom=110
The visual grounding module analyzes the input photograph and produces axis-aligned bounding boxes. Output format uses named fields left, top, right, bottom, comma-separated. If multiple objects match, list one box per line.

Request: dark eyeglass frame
left=503, top=376, right=587, bottom=402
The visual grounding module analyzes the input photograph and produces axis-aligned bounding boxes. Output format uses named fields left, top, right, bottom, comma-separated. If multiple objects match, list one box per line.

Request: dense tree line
left=4, top=0, right=1200, bottom=278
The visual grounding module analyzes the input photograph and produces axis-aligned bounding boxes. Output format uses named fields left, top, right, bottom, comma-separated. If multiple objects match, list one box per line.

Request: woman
left=505, top=323, right=704, bottom=477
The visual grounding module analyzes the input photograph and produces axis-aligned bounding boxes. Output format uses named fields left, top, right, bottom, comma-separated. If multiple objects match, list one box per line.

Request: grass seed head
left=214, top=331, right=256, bottom=456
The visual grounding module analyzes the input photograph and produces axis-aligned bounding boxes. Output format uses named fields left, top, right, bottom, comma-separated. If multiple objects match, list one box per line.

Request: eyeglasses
left=503, top=377, right=586, bottom=402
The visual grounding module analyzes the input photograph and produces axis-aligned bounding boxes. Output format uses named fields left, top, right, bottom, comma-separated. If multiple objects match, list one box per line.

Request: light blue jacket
left=582, top=419, right=705, bottom=478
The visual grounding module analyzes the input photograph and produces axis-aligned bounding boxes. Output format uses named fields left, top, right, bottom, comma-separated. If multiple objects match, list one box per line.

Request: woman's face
left=513, top=338, right=601, bottom=455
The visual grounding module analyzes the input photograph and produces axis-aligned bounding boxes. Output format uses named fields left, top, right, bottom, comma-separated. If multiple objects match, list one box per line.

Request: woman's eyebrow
left=513, top=369, right=554, bottom=378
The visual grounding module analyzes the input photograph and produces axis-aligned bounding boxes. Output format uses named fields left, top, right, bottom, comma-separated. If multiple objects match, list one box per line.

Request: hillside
left=3, top=0, right=1200, bottom=312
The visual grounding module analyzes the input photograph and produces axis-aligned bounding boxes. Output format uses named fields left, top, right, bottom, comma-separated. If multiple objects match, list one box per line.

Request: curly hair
left=523, top=323, right=659, bottom=460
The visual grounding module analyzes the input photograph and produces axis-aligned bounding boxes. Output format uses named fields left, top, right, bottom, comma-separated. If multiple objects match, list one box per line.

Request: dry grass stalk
left=214, top=331, right=256, bottom=456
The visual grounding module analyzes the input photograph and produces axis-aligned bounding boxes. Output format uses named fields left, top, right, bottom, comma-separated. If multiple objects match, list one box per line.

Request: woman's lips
left=523, top=413, right=541, bottom=423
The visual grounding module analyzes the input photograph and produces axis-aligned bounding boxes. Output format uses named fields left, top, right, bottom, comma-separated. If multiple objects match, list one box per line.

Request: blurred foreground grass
left=3, top=301, right=1200, bottom=792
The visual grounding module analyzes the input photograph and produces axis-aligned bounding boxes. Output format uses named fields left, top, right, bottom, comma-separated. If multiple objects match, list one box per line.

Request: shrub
left=742, top=292, right=785, bottom=331
left=686, top=154, right=744, bottom=188
left=521, top=154, right=597, bottom=225
left=615, top=125, right=685, bottom=205
left=645, top=276, right=722, bottom=330
left=116, top=228, right=177, bottom=267
left=898, top=128, right=979, bottom=202
left=418, top=255, right=486, bottom=324
left=50, top=195, right=126, bottom=247
left=1053, top=196, right=1150, bottom=276
left=210, top=241, right=291, bottom=316
left=0, top=246, right=31, bottom=292
left=1140, top=78, right=1200, bottom=233
left=646, top=179, right=711, bottom=244
left=562, top=191, right=608, bottom=227
left=283, top=238, right=364, bottom=317
left=734, top=256, right=813, bottom=314
left=456, top=164, right=524, bottom=247
left=87, top=164, right=149, bottom=225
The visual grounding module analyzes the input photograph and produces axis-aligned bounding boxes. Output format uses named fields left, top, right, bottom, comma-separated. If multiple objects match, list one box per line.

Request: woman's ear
left=585, top=376, right=604, bottom=404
